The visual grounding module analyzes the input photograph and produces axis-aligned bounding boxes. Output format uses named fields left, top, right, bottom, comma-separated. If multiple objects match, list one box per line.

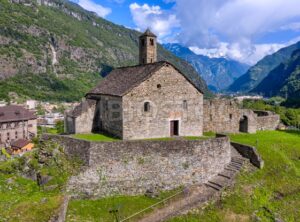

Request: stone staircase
left=137, top=147, right=248, bottom=222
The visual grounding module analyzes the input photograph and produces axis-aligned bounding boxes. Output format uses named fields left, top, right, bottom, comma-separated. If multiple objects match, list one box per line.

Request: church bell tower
left=139, top=28, right=157, bottom=65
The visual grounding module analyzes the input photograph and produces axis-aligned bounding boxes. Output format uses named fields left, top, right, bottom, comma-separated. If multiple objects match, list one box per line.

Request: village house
left=0, top=105, right=37, bottom=147
left=9, top=138, right=34, bottom=155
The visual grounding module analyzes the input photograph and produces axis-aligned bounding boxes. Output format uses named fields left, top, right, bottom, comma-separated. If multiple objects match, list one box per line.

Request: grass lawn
left=72, top=132, right=215, bottom=142
left=168, top=130, right=300, bottom=222
left=66, top=188, right=183, bottom=222
left=72, top=133, right=120, bottom=142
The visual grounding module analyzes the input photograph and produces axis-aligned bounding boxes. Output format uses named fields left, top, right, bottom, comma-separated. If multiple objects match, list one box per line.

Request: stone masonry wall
left=122, top=64, right=203, bottom=140
left=42, top=134, right=231, bottom=198
left=93, top=95, right=123, bottom=138
left=203, top=99, right=240, bottom=133
left=74, top=102, right=96, bottom=134
left=203, top=99, right=280, bottom=134
left=256, top=115, right=280, bottom=131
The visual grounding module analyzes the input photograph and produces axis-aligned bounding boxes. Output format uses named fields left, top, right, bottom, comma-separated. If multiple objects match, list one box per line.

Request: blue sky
left=71, top=0, right=300, bottom=64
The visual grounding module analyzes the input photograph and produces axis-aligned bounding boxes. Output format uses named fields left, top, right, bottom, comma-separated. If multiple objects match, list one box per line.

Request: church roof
left=140, top=28, right=157, bottom=37
left=86, top=61, right=203, bottom=98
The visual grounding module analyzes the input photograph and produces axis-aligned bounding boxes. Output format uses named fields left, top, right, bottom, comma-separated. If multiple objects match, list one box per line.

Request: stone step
left=231, top=157, right=246, bottom=162
left=207, top=180, right=223, bottom=189
left=231, top=160, right=244, bottom=165
left=229, top=163, right=242, bottom=169
left=224, top=167, right=237, bottom=172
left=204, top=182, right=221, bottom=191
left=228, top=163, right=241, bottom=169
left=217, top=173, right=231, bottom=179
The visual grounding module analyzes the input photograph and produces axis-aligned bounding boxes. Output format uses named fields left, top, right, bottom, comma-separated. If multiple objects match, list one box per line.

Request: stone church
left=65, top=29, right=204, bottom=140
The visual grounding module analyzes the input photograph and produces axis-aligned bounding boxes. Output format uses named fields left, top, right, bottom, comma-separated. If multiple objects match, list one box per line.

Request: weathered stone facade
left=122, top=64, right=203, bottom=140
left=64, top=99, right=96, bottom=134
left=93, top=95, right=123, bottom=138
left=203, top=99, right=280, bottom=134
left=42, top=134, right=231, bottom=198
left=203, top=99, right=240, bottom=133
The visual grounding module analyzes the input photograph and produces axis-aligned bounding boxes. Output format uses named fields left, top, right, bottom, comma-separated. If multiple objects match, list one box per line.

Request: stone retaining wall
left=231, top=142, right=264, bottom=169
left=256, top=115, right=280, bottom=131
left=42, top=134, right=231, bottom=198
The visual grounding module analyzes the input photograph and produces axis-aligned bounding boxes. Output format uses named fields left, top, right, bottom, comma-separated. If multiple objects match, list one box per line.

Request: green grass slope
left=168, top=131, right=300, bottom=222
left=0, top=0, right=210, bottom=102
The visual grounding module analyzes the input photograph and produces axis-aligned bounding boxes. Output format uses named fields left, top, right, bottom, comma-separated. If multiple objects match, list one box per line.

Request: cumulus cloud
left=129, top=3, right=179, bottom=40
left=190, top=43, right=286, bottom=65
left=77, top=0, right=111, bottom=17
left=173, top=0, right=300, bottom=63
left=129, top=0, right=300, bottom=63
left=280, top=22, right=300, bottom=32
left=174, top=0, right=300, bottom=46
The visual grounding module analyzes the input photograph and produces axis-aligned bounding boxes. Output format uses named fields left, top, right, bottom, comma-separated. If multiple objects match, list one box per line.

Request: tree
left=55, top=120, right=64, bottom=134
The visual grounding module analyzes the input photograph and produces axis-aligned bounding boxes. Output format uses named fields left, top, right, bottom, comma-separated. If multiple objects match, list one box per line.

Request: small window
left=141, top=39, right=145, bottom=46
left=15, top=131, right=18, bottom=139
left=157, top=84, right=161, bottom=89
left=210, top=114, right=213, bottom=121
left=229, top=114, right=233, bottom=120
left=144, top=102, right=150, bottom=112
left=183, top=100, right=188, bottom=110
left=150, top=38, right=154, bottom=46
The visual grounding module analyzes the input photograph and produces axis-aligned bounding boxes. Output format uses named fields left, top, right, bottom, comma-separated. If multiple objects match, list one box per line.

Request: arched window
left=150, top=38, right=154, bottom=46
left=144, top=102, right=150, bottom=112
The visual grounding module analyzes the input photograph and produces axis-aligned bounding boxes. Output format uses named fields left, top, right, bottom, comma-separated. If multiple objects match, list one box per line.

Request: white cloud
left=171, top=0, right=300, bottom=63
left=190, top=42, right=289, bottom=65
left=129, top=3, right=179, bottom=40
left=77, top=0, right=111, bottom=17
left=129, top=0, right=300, bottom=63
left=280, top=22, right=300, bottom=32
left=174, top=0, right=300, bottom=46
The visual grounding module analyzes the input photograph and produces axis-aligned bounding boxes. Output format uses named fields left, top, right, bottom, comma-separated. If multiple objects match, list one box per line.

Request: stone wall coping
left=43, top=133, right=226, bottom=145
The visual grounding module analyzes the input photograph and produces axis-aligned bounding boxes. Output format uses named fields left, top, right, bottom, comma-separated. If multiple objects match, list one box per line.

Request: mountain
left=228, top=41, right=300, bottom=93
left=0, top=0, right=210, bottom=102
left=251, top=49, right=300, bottom=106
left=163, top=43, right=249, bottom=92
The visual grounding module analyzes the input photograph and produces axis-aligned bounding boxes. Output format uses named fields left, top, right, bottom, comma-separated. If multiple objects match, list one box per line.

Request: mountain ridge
left=251, top=49, right=300, bottom=105
left=228, top=41, right=300, bottom=93
left=163, top=43, right=249, bottom=92
left=0, top=0, right=210, bottom=102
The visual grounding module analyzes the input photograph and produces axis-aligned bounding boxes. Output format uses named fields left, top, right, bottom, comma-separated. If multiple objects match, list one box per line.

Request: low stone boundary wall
left=256, top=115, right=280, bottom=131
left=42, top=134, right=232, bottom=198
left=42, top=134, right=91, bottom=164
left=231, top=142, right=264, bottom=169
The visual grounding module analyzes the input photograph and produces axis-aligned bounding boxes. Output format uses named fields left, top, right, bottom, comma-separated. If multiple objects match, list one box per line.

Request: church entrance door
left=170, top=120, right=179, bottom=136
